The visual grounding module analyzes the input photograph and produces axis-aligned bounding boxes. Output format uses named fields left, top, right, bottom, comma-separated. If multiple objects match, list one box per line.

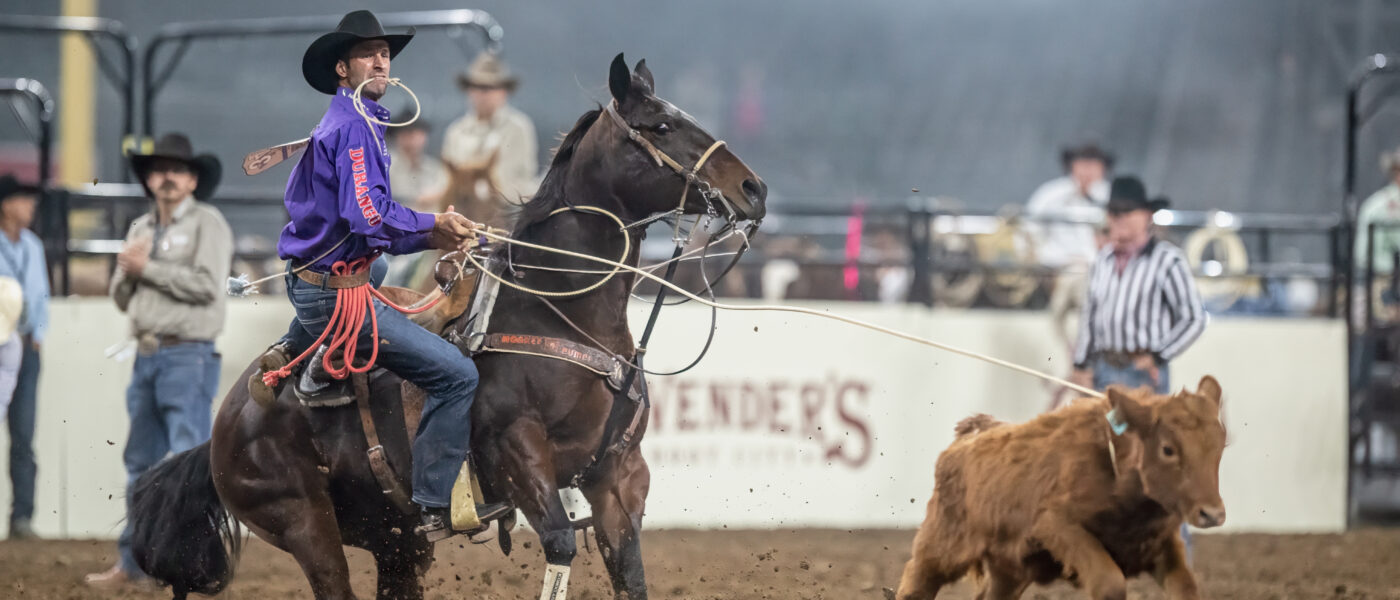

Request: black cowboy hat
left=1060, top=140, right=1116, bottom=172
left=0, top=174, right=40, bottom=202
left=302, top=10, right=415, bottom=95
left=1106, top=176, right=1169, bottom=214
left=129, top=133, right=222, bottom=200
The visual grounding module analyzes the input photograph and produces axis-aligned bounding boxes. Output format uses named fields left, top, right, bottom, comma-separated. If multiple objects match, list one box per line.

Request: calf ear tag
left=1105, top=408, right=1129, bottom=436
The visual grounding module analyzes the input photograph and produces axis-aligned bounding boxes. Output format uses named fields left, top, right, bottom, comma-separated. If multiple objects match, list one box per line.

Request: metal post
left=1366, top=223, right=1376, bottom=331
left=1330, top=225, right=1341, bottom=318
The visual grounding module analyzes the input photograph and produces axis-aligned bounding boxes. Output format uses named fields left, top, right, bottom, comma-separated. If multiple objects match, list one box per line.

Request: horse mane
left=511, top=107, right=602, bottom=233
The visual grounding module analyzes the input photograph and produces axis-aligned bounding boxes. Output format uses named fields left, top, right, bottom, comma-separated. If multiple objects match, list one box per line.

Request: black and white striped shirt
left=1073, top=238, right=1207, bottom=367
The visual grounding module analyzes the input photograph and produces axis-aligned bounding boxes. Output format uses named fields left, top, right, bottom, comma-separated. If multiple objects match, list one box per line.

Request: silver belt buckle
left=136, top=333, right=159, bottom=356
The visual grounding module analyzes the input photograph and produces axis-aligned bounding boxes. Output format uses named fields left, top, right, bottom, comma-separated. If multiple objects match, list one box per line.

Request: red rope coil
left=262, top=256, right=442, bottom=388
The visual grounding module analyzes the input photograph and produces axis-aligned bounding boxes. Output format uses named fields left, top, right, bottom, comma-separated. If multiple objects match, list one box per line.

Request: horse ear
left=609, top=53, right=630, bottom=104
left=634, top=59, right=655, bottom=92
left=1196, top=375, right=1222, bottom=408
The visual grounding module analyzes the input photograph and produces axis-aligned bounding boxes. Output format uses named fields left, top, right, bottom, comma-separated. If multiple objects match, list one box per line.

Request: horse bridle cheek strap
left=605, top=101, right=728, bottom=217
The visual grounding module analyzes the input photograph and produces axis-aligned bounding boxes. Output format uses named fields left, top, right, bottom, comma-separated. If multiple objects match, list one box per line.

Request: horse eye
left=1161, top=445, right=1176, bottom=458
left=654, top=123, right=671, bottom=134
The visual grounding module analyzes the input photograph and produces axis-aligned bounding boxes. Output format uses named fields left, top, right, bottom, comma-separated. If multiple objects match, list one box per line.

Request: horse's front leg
left=580, top=445, right=650, bottom=600
left=497, top=418, right=577, bottom=599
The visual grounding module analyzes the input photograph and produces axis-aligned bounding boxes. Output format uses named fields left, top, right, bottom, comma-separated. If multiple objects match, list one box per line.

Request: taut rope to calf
left=458, top=208, right=1105, bottom=400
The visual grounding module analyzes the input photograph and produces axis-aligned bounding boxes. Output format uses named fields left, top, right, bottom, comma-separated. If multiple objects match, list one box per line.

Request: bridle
left=603, top=100, right=747, bottom=236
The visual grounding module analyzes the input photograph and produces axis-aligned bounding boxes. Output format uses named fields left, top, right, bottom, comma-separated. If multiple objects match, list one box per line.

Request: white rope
left=466, top=212, right=1105, bottom=399
left=351, top=76, right=421, bottom=128
left=467, top=206, right=632, bottom=298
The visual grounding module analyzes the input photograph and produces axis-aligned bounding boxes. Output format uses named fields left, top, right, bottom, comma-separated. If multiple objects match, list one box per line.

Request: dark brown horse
left=127, top=54, right=766, bottom=600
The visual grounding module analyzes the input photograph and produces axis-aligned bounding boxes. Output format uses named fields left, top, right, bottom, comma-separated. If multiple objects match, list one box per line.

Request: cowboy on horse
left=248, top=9, right=506, bottom=540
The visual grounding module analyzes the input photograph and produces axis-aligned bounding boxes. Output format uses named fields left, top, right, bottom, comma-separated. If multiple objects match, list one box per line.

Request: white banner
left=1, top=299, right=1346, bottom=537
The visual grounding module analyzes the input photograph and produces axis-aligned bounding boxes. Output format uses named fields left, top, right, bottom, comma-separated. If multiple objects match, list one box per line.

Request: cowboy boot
left=248, top=342, right=291, bottom=407
left=416, top=456, right=512, bottom=543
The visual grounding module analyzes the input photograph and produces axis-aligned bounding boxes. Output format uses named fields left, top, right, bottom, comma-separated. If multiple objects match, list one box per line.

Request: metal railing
left=0, top=78, right=66, bottom=290
left=0, top=15, right=137, bottom=168
left=142, top=9, right=504, bottom=137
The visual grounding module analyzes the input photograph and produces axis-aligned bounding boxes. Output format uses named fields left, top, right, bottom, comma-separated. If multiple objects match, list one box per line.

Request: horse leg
left=579, top=446, right=650, bottom=600
left=497, top=419, right=577, bottom=599
left=213, top=385, right=359, bottom=599
left=371, top=536, right=432, bottom=600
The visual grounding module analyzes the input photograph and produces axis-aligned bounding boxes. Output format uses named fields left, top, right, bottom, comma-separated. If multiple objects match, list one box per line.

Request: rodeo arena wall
left=0, top=298, right=1346, bottom=537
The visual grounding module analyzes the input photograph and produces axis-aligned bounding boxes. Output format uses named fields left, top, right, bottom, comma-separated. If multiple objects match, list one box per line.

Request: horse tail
left=954, top=414, right=1003, bottom=439
left=129, top=441, right=242, bottom=599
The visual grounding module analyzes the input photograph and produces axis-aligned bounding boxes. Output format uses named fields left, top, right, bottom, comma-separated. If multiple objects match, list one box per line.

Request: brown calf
left=895, top=376, right=1227, bottom=600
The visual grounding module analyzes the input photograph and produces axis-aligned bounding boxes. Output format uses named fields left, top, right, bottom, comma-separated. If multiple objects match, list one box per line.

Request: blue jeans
left=1089, top=355, right=1190, bottom=561
left=119, top=341, right=220, bottom=574
left=1091, top=355, right=1170, bottom=395
left=8, top=342, right=39, bottom=524
left=281, top=258, right=477, bottom=509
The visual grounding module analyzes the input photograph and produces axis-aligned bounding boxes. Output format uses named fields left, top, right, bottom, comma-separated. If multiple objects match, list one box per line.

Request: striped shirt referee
left=1071, top=176, right=1206, bottom=394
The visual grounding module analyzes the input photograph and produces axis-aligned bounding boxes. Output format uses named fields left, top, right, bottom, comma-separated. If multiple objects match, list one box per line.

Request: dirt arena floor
left=2, top=528, right=1398, bottom=599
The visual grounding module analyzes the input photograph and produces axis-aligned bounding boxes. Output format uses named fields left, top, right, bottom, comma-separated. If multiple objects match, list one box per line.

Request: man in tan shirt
left=87, top=133, right=232, bottom=588
left=441, top=53, right=539, bottom=205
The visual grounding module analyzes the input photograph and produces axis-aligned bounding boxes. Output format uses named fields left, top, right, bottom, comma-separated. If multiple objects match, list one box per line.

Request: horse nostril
left=742, top=178, right=767, bottom=203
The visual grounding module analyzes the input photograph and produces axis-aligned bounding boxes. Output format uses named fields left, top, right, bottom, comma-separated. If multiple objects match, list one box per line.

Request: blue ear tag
left=1105, top=408, right=1129, bottom=436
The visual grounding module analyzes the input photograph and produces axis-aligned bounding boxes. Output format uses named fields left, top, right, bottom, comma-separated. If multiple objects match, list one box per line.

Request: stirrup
left=416, top=502, right=512, bottom=543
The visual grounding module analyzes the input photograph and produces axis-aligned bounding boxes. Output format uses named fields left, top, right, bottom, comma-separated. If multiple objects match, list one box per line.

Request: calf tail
left=954, top=414, right=1003, bottom=439
left=129, top=441, right=242, bottom=599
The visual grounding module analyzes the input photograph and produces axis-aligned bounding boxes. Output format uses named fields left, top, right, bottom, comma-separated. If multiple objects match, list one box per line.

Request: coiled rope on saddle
left=261, top=256, right=442, bottom=388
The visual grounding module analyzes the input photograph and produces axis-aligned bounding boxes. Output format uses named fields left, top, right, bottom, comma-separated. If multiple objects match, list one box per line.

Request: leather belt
left=157, top=335, right=209, bottom=347
left=296, top=268, right=372, bottom=289
left=1097, top=351, right=1153, bottom=368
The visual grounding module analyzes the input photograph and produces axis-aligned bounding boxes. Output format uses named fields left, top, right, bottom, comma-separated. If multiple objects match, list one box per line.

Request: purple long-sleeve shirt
left=277, top=87, right=435, bottom=270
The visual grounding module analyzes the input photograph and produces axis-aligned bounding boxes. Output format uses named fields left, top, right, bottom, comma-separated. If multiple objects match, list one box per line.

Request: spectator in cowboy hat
left=1025, top=140, right=1115, bottom=270
left=86, top=133, right=232, bottom=588
left=1354, top=145, right=1400, bottom=276
left=0, top=174, right=47, bottom=540
left=441, top=52, right=540, bottom=204
left=384, top=114, right=450, bottom=287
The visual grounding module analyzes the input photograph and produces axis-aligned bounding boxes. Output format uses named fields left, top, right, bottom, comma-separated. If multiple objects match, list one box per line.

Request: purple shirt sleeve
left=387, top=231, right=434, bottom=255
left=333, top=125, right=435, bottom=240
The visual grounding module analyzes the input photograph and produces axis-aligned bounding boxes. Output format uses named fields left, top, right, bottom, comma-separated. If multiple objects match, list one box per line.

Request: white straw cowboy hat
left=456, top=53, right=519, bottom=91
left=1381, top=145, right=1400, bottom=174
left=0, top=276, right=22, bottom=341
